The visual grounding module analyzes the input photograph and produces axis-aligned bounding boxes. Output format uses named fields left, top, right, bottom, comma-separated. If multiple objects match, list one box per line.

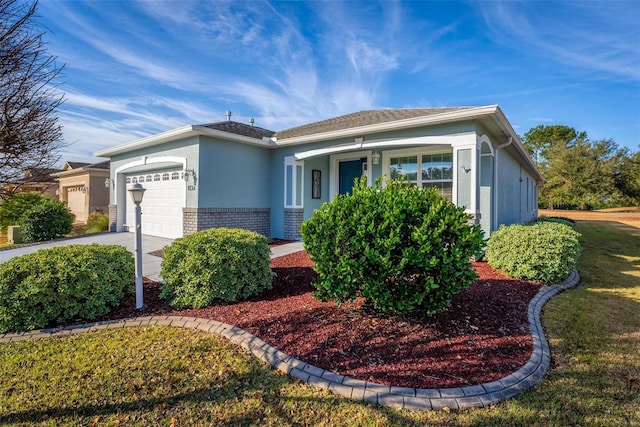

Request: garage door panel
left=67, top=187, right=86, bottom=223
left=124, top=171, right=184, bottom=238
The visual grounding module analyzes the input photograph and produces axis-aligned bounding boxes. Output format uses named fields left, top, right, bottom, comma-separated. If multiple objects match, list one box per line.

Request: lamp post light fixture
left=127, top=183, right=146, bottom=309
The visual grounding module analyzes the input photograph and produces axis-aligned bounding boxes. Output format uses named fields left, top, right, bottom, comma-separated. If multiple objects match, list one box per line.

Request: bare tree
left=0, top=0, right=65, bottom=200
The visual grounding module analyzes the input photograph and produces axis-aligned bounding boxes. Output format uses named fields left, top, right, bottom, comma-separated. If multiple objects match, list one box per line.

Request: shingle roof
left=199, top=121, right=275, bottom=139
left=87, top=160, right=110, bottom=169
left=274, top=107, right=474, bottom=140
left=66, top=161, right=91, bottom=169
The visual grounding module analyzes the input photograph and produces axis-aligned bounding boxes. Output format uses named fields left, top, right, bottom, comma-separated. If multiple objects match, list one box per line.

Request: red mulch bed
left=97, top=252, right=544, bottom=389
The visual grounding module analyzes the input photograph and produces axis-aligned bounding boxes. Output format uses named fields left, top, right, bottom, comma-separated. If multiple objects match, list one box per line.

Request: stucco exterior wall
left=495, top=146, right=538, bottom=227
left=197, top=137, right=271, bottom=208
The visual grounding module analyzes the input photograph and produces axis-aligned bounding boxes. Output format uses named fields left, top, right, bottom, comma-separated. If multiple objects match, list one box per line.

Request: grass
left=1, top=212, right=639, bottom=426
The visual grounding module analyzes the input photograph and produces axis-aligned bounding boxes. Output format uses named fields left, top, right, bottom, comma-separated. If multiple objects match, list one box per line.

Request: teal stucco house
left=95, top=105, right=542, bottom=240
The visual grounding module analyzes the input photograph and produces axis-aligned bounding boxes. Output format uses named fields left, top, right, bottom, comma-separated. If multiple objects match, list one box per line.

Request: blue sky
left=38, top=0, right=639, bottom=163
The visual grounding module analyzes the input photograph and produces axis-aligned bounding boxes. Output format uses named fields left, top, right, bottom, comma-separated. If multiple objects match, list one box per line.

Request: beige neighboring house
left=51, top=161, right=110, bottom=224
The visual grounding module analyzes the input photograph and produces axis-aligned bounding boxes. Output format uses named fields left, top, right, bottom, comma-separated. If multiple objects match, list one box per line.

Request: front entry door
left=339, top=159, right=366, bottom=195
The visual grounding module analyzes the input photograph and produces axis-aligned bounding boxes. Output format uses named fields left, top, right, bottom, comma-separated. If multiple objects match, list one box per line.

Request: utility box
left=7, top=226, right=24, bottom=244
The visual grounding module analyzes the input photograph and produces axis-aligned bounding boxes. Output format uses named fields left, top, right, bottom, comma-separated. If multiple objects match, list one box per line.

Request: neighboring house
left=50, top=161, right=110, bottom=224
left=95, top=105, right=542, bottom=240
left=0, top=167, right=62, bottom=199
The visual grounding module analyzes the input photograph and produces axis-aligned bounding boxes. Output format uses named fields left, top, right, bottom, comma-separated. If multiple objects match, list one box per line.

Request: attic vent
left=249, top=118, right=255, bottom=127
left=226, top=110, right=232, bottom=121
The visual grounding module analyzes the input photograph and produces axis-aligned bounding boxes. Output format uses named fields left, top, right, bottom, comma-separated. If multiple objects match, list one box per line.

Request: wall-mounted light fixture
left=461, top=165, right=471, bottom=173
left=372, top=151, right=381, bottom=165
left=81, top=186, right=87, bottom=193
left=104, top=178, right=112, bottom=188
left=183, top=169, right=196, bottom=182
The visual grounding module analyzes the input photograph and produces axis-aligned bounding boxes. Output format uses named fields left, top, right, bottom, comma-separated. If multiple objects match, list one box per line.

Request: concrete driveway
left=0, top=232, right=172, bottom=282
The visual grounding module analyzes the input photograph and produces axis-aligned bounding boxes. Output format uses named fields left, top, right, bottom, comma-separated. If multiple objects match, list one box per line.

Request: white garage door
left=67, top=187, right=86, bottom=223
left=125, top=170, right=184, bottom=238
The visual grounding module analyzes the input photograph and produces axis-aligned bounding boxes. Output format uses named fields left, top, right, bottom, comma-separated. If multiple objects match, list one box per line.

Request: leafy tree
left=522, top=125, right=635, bottom=209
left=522, top=125, right=586, bottom=167
left=1, top=0, right=65, bottom=200
left=0, top=191, right=48, bottom=232
left=614, top=150, right=640, bottom=206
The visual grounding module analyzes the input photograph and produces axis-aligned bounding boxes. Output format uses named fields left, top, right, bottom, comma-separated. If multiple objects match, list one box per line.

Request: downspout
left=493, top=137, right=513, bottom=231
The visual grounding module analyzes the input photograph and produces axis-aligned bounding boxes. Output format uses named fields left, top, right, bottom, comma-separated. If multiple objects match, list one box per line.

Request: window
left=388, top=151, right=453, bottom=199
left=130, top=177, right=137, bottom=184
left=145, top=175, right=153, bottom=182
left=171, top=172, right=180, bottom=180
left=153, top=174, right=161, bottom=182
left=162, top=173, right=170, bottom=181
left=125, top=177, right=131, bottom=184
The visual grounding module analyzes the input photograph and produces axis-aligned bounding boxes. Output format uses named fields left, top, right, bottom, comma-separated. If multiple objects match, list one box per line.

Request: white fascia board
left=50, top=167, right=108, bottom=178
left=94, top=125, right=273, bottom=158
left=94, top=125, right=199, bottom=157
left=294, top=142, right=364, bottom=160
left=277, top=105, right=500, bottom=147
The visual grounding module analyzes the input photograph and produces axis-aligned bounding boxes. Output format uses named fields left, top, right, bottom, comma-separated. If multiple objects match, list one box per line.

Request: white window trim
left=284, top=156, right=304, bottom=209
left=381, top=146, right=455, bottom=201
left=329, top=150, right=372, bottom=199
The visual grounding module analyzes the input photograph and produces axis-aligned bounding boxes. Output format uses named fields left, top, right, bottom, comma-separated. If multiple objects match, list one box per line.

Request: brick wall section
left=108, top=204, right=118, bottom=232
left=284, top=208, right=304, bottom=240
left=183, top=208, right=271, bottom=237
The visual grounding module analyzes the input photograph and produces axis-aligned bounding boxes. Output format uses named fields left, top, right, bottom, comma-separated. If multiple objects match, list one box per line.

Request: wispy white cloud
left=475, top=1, right=640, bottom=81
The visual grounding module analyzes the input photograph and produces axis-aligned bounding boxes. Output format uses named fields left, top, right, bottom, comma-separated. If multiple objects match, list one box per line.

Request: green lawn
left=1, top=219, right=638, bottom=426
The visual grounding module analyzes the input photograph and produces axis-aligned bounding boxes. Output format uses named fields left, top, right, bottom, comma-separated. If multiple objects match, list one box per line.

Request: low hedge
left=160, top=228, right=274, bottom=308
left=485, top=221, right=581, bottom=283
left=0, top=244, right=134, bottom=333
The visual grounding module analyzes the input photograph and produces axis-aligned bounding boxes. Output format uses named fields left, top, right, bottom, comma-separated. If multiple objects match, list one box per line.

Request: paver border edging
left=0, top=270, right=580, bottom=411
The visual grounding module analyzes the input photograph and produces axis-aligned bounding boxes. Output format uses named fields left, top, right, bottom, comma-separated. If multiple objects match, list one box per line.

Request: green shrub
left=160, top=228, right=274, bottom=308
left=300, top=177, right=486, bottom=315
left=0, top=244, right=134, bottom=333
left=85, top=211, right=109, bottom=233
left=0, top=192, right=50, bottom=232
left=485, top=221, right=581, bottom=283
left=19, top=198, right=73, bottom=242
left=536, top=216, right=576, bottom=228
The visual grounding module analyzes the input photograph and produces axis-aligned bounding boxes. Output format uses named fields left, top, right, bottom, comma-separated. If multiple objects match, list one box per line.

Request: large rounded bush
left=485, top=221, right=581, bottom=283
left=0, top=192, right=51, bottom=232
left=0, top=244, right=134, bottom=333
left=19, top=198, right=73, bottom=242
left=160, top=228, right=274, bottom=308
left=301, top=177, right=485, bottom=315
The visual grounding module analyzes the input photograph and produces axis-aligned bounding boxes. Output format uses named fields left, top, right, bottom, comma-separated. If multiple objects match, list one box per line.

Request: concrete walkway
left=0, top=233, right=305, bottom=282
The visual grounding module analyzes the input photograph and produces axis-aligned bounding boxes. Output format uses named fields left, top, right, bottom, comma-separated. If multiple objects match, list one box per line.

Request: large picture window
left=388, top=151, right=453, bottom=199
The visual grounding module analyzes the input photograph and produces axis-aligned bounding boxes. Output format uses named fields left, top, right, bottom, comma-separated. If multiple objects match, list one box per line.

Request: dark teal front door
left=339, top=159, right=365, bottom=195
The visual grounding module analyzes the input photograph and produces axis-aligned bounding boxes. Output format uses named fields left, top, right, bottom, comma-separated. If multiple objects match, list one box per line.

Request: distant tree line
left=522, top=125, right=640, bottom=209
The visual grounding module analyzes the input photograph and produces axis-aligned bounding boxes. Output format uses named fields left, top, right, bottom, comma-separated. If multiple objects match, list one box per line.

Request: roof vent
left=225, top=110, right=232, bottom=121
left=249, top=118, right=255, bottom=127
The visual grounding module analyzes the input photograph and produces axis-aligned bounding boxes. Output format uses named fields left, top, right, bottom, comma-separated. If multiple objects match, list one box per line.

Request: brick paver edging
left=0, top=270, right=580, bottom=411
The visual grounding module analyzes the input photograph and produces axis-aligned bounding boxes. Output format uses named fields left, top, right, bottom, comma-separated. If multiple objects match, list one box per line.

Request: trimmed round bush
left=300, top=177, right=486, bottom=315
left=160, top=228, right=274, bottom=308
left=485, top=221, right=581, bottom=283
left=0, top=244, right=134, bottom=333
left=0, top=192, right=51, bottom=232
left=19, top=198, right=73, bottom=242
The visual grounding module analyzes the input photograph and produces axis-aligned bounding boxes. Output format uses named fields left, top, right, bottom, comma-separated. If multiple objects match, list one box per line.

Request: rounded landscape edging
left=0, top=270, right=580, bottom=411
